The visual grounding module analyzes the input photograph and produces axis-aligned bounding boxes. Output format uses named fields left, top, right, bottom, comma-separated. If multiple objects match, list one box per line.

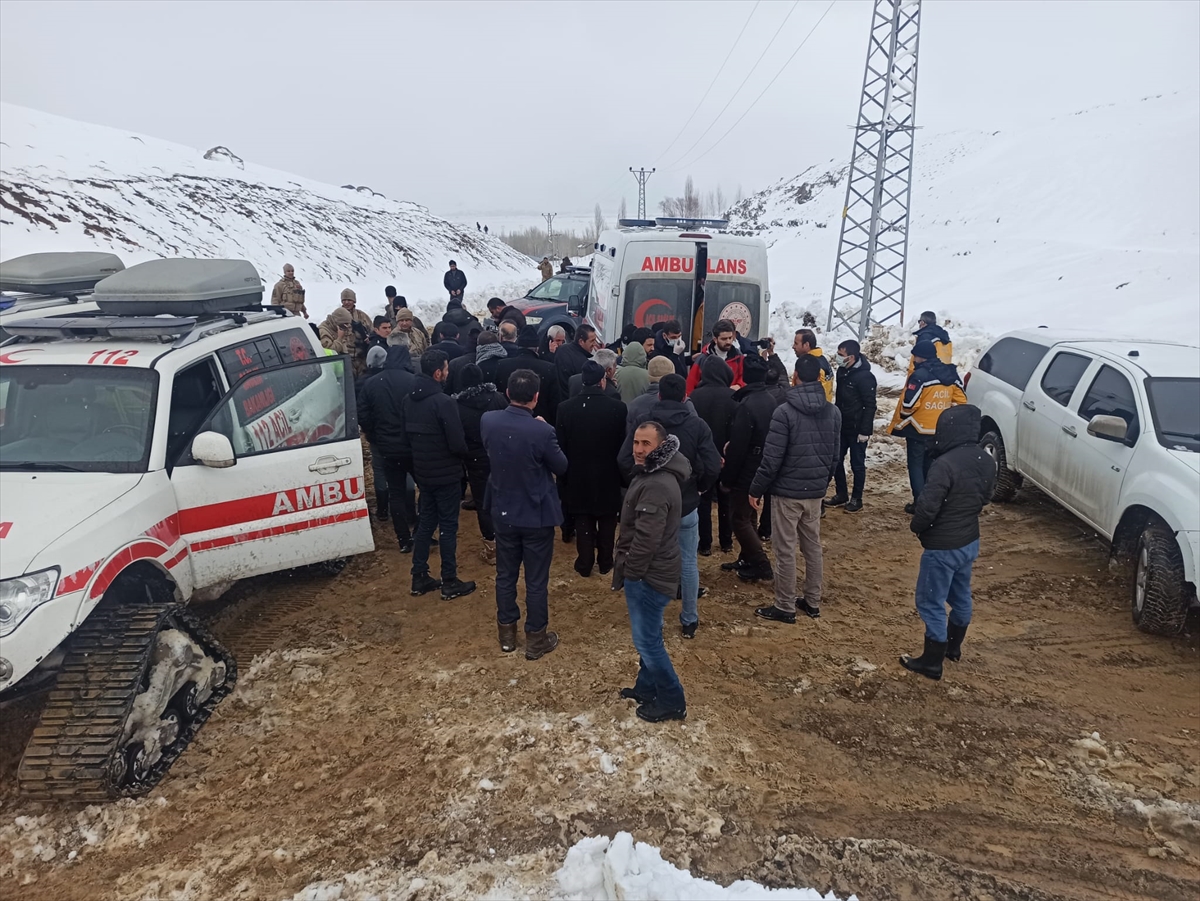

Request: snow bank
left=555, top=833, right=851, bottom=901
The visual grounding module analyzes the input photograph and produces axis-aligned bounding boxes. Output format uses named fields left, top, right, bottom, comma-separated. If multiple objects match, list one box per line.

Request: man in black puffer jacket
left=720, top=353, right=779, bottom=582
left=689, top=355, right=736, bottom=556
left=443, top=260, right=467, bottom=304
left=496, top=326, right=560, bottom=423
left=620, top=374, right=721, bottom=639
left=828, top=338, right=878, bottom=513
left=750, top=355, right=841, bottom=623
left=454, top=364, right=508, bottom=564
left=900, top=404, right=996, bottom=681
left=401, top=349, right=476, bottom=601
left=358, top=345, right=418, bottom=550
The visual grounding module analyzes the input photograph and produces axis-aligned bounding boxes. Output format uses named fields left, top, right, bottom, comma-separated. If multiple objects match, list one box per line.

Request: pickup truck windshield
left=1146, top=377, right=1200, bottom=452
left=0, top=365, right=157, bottom=473
left=527, top=276, right=582, bottom=302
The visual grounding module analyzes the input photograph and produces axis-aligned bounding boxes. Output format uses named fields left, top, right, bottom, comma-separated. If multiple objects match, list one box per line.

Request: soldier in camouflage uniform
left=270, top=264, right=308, bottom=318
left=319, top=307, right=354, bottom=354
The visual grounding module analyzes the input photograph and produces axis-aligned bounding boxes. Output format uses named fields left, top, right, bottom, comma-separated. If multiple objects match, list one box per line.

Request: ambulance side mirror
left=193, top=431, right=236, bottom=468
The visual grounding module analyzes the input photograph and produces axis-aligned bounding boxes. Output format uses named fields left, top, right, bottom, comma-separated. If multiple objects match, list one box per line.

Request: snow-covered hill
left=0, top=103, right=536, bottom=323
left=731, top=91, right=1200, bottom=349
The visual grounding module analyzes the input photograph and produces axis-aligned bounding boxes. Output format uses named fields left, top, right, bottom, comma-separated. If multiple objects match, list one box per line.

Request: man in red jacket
left=685, top=319, right=744, bottom=395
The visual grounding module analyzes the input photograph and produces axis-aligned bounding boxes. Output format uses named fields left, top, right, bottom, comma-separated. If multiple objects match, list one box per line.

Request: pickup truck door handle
left=1022, top=401, right=1036, bottom=411
left=1061, top=425, right=1077, bottom=438
left=309, top=455, right=352, bottom=475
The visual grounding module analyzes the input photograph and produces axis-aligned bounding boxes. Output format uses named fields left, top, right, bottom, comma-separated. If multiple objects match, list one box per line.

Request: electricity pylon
left=826, top=0, right=922, bottom=341
left=629, top=168, right=655, bottom=219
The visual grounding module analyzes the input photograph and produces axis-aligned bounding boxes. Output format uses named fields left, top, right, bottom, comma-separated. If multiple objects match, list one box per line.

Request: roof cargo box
left=93, top=258, right=264, bottom=316
left=0, top=252, right=126, bottom=295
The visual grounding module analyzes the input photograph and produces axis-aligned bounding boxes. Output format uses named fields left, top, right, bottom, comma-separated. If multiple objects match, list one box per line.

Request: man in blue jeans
left=901, top=404, right=997, bottom=680
left=481, top=368, right=569, bottom=660
left=402, top=349, right=476, bottom=600
left=614, top=423, right=691, bottom=723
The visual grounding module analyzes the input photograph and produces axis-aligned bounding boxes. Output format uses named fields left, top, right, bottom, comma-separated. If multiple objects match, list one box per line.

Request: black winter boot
left=900, top=636, right=947, bottom=680
left=945, top=622, right=969, bottom=662
left=375, top=490, right=390, bottom=522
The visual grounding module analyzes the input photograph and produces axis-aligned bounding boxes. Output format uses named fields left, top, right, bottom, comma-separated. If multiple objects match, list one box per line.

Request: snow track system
left=17, top=586, right=236, bottom=801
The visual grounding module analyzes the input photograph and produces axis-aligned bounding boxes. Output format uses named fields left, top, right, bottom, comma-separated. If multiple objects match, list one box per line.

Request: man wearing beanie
left=887, top=338, right=968, bottom=512
left=627, top=355, right=696, bottom=432
left=720, top=352, right=780, bottom=583
left=496, top=325, right=560, bottom=423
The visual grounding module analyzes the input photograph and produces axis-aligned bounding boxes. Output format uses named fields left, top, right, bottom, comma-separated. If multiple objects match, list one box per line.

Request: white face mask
left=672, top=338, right=686, bottom=354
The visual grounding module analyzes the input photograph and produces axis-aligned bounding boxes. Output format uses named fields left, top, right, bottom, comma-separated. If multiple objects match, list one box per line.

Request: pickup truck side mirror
left=192, top=431, right=236, bottom=468
left=1086, top=414, right=1129, bottom=443
left=567, top=292, right=585, bottom=313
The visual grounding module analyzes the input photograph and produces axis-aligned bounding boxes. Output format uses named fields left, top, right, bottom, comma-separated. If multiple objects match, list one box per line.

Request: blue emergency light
left=654, top=217, right=730, bottom=230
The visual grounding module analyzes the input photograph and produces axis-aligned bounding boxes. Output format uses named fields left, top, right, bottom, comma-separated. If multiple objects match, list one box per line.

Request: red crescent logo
left=0, top=348, right=43, bottom=364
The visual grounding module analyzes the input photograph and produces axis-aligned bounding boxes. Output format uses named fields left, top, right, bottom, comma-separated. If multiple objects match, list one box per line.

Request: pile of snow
left=733, top=91, right=1200, bottom=347
left=556, top=832, right=851, bottom=901
left=0, top=102, right=538, bottom=324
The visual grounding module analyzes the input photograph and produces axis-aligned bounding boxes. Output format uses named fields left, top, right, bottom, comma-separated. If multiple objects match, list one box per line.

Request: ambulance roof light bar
left=655, top=217, right=729, bottom=231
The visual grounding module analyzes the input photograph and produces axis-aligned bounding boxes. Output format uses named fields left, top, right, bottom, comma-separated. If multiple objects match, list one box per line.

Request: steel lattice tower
left=826, top=0, right=922, bottom=341
left=630, top=168, right=655, bottom=219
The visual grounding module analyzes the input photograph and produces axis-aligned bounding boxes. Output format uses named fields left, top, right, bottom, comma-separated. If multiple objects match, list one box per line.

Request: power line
left=666, top=0, right=801, bottom=169
left=671, top=0, right=838, bottom=172
left=651, top=1, right=761, bottom=166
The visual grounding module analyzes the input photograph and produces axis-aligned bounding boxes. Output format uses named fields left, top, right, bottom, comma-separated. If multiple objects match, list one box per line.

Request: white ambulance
left=587, top=218, right=770, bottom=350
left=0, top=257, right=373, bottom=799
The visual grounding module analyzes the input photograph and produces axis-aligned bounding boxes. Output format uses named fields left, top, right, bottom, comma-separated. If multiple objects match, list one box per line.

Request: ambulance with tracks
left=0, top=254, right=373, bottom=799
left=588, top=217, right=770, bottom=350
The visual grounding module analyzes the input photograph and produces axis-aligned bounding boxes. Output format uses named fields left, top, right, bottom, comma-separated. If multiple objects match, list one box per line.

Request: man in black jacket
left=827, top=339, right=878, bottom=513
left=689, top=355, right=736, bottom=555
left=556, top=360, right=627, bottom=578
left=720, top=353, right=778, bottom=582
left=900, top=404, right=996, bottom=680
left=555, top=324, right=598, bottom=396
left=401, top=349, right=476, bottom=601
left=357, top=345, right=418, bottom=551
left=621, top=374, right=721, bottom=639
left=750, top=355, right=841, bottom=623
left=497, top=326, right=560, bottom=423
left=453, top=364, right=507, bottom=564
left=444, top=260, right=467, bottom=304
left=430, top=322, right=466, bottom=361
left=567, top=348, right=622, bottom=400
left=648, top=320, right=688, bottom=379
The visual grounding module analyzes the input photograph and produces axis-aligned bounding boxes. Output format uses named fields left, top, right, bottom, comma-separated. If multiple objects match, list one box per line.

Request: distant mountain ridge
left=0, top=102, right=530, bottom=283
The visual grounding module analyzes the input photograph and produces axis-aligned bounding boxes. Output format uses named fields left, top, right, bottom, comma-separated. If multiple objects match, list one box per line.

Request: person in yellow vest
left=903, top=311, right=954, bottom=376
left=791, top=328, right=833, bottom=402
left=888, top=339, right=968, bottom=513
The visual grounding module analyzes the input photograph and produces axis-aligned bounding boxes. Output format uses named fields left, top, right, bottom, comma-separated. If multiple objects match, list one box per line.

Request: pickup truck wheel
left=1131, top=524, right=1187, bottom=635
left=980, top=430, right=1019, bottom=502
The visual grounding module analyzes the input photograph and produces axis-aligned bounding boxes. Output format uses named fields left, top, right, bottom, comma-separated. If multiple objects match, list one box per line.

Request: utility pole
left=629, top=168, right=655, bottom=219
left=826, top=0, right=922, bottom=342
left=542, top=212, right=557, bottom=257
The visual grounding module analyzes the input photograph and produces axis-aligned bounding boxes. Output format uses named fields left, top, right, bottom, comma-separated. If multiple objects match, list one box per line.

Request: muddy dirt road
left=2, top=461, right=1198, bottom=901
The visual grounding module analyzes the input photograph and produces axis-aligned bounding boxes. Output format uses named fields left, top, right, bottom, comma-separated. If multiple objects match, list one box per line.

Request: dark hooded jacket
left=496, top=346, right=560, bottom=423
left=613, top=434, right=690, bottom=597
left=454, top=381, right=508, bottom=467
left=401, top=373, right=468, bottom=487
left=430, top=337, right=466, bottom=361
left=441, top=301, right=481, bottom=335
left=356, top=346, right=416, bottom=458
left=910, top=405, right=996, bottom=550
left=835, top=356, right=878, bottom=438
left=554, top=338, right=593, bottom=396
left=621, top=399, right=721, bottom=516
left=721, top=381, right=781, bottom=492
left=625, top=381, right=695, bottom=433
left=750, top=382, right=842, bottom=500
left=913, top=322, right=951, bottom=347
left=688, top=355, right=737, bottom=459
left=555, top=385, right=627, bottom=516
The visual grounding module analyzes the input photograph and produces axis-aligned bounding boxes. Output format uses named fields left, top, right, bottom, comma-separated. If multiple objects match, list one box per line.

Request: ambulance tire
left=980, top=429, right=1019, bottom=502
left=315, top=557, right=348, bottom=576
left=1130, top=523, right=1187, bottom=636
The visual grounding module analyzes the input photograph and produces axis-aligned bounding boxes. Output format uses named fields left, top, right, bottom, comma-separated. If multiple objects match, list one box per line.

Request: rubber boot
left=498, top=621, right=518, bottom=653
left=900, top=636, right=947, bottom=680
left=525, top=628, right=559, bottom=661
left=945, top=622, right=969, bottom=663
left=375, top=490, right=389, bottom=522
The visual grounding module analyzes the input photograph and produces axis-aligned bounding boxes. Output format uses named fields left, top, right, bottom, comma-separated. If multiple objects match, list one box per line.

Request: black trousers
left=698, top=487, right=732, bottom=551
left=574, top=513, right=617, bottom=574
left=557, top=476, right=574, bottom=538
left=465, top=455, right=494, bottom=541
left=382, top=456, right=416, bottom=543
left=758, top=493, right=773, bottom=540
left=495, top=523, right=554, bottom=632
left=833, top=435, right=868, bottom=500
left=730, top=490, right=769, bottom=567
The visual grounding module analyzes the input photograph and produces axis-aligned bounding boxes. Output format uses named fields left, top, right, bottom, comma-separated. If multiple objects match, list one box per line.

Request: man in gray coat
left=750, top=355, right=841, bottom=622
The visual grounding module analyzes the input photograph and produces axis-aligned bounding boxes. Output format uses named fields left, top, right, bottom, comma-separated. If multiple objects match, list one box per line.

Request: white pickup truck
left=966, top=329, right=1199, bottom=635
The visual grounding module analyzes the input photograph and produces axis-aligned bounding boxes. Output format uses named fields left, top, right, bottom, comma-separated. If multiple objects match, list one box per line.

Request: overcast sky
left=2, top=0, right=1196, bottom=219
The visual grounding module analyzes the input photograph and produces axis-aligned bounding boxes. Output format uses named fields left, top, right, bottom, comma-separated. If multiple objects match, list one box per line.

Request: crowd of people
left=273, top=261, right=995, bottom=721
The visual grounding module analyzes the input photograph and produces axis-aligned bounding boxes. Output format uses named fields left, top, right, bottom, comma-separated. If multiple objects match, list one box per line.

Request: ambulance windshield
left=0, top=366, right=156, bottom=473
